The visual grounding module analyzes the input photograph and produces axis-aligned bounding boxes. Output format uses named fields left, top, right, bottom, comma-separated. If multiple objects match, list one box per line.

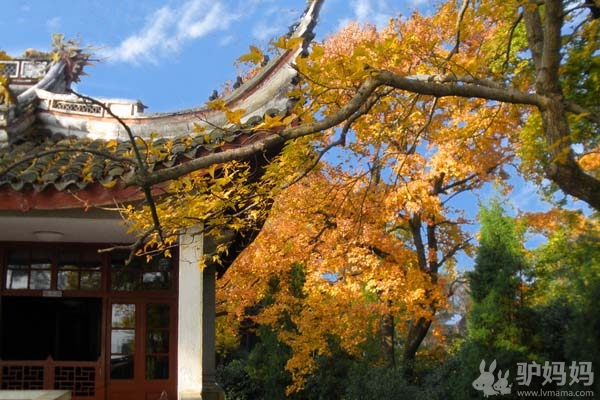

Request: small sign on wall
left=42, top=290, right=63, bottom=297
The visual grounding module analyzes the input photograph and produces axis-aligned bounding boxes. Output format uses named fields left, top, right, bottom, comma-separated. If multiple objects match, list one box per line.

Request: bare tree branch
left=70, top=89, right=165, bottom=243
left=503, top=11, right=524, bottom=70
left=448, top=0, right=471, bottom=59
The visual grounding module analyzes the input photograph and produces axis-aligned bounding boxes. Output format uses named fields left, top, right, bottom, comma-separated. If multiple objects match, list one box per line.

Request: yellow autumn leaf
left=282, top=114, right=298, bottom=126
left=192, top=122, right=206, bottom=133
left=236, top=45, right=264, bottom=65
left=82, top=172, right=94, bottom=183
left=256, top=113, right=284, bottom=129
left=101, top=179, right=118, bottom=188
left=225, top=108, right=246, bottom=125
left=106, top=138, right=118, bottom=146
left=272, top=35, right=304, bottom=51
left=207, top=164, right=217, bottom=179
left=207, top=99, right=227, bottom=111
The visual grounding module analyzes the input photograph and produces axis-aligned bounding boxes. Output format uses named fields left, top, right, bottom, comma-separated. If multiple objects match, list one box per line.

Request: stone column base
left=180, top=384, right=225, bottom=400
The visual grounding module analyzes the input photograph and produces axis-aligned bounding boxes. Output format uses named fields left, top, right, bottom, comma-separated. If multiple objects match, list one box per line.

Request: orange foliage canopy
left=217, top=2, right=536, bottom=391
left=219, top=169, right=448, bottom=391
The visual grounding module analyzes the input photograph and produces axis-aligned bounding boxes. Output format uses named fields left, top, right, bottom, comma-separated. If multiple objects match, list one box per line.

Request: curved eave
left=33, top=47, right=298, bottom=139
left=0, top=127, right=279, bottom=210
left=0, top=182, right=143, bottom=211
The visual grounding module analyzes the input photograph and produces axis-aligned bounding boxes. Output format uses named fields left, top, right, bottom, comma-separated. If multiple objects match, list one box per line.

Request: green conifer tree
left=460, top=199, right=529, bottom=398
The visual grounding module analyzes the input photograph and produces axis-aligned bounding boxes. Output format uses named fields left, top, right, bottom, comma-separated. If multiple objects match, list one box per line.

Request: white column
left=178, top=227, right=225, bottom=400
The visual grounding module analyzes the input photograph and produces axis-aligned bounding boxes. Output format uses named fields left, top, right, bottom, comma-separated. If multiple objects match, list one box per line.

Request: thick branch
left=135, top=72, right=542, bottom=187
left=409, top=215, right=428, bottom=272
left=374, top=72, right=542, bottom=105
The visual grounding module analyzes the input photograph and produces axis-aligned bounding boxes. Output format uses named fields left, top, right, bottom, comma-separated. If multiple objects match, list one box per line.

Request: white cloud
left=103, top=6, right=174, bottom=64
left=102, top=0, right=240, bottom=64
left=506, top=178, right=551, bottom=213
left=352, top=0, right=372, bottom=22
left=409, top=0, right=429, bottom=6
left=178, top=2, right=237, bottom=40
left=46, top=16, right=61, bottom=32
left=219, top=35, right=236, bottom=46
left=345, top=0, right=396, bottom=28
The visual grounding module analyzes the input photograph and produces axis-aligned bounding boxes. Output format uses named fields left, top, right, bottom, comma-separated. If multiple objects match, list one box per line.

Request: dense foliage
left=212, top=0, right=600, bottom=396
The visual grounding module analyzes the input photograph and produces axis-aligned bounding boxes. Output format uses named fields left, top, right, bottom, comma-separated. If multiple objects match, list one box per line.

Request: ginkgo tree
left=212, top=0, right=599, bottom=392
left=217, top=19, right=521, bottom=387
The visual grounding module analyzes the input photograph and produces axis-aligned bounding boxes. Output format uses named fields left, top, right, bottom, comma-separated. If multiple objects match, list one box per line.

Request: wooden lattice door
left=107, top=300, right=176, bottom=400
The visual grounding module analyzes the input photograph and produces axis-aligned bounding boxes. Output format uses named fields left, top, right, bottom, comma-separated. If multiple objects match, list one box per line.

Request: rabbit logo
left=472, top=359, right=512, bottom=397
left=493, top=370, right=512, bottom=395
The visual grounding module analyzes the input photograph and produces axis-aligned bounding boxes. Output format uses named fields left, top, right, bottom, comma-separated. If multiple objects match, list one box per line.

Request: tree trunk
left=380, top=312, right=395, bottom=368
left=402, top=214, right=439, bottom=378
left=523, top=0, right=600, bottom=211
left=402, top=317, right=432, bottom=379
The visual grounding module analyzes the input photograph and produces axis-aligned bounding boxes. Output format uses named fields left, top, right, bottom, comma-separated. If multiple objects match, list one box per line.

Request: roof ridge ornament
left=50, top=34, right=95, bottom=88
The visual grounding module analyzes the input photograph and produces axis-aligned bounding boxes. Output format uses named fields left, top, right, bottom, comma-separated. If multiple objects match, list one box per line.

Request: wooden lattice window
left=54, top=366, right=96, bottom=396
left=110, top=253, right=173, bottom=292
left=1, top=365, right=44, bottom=390
left=0, top=61, right=18, bottom=77
left=57, top=251, right=102, bottom=290
left=145, top=304, right=170, bottom=379
left=5, top=248, right=52, bottom=290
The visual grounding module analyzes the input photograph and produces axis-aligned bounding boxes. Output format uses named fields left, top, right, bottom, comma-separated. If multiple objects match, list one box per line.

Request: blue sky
left=0, top=0, right=427, bottom=112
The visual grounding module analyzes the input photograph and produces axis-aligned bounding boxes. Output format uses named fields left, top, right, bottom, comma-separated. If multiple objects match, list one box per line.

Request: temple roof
left=0, top=113, right=280, bottom=210
left=1, top=110, right=284, bottom=192
left=0, top=0, right=323, bottom=211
